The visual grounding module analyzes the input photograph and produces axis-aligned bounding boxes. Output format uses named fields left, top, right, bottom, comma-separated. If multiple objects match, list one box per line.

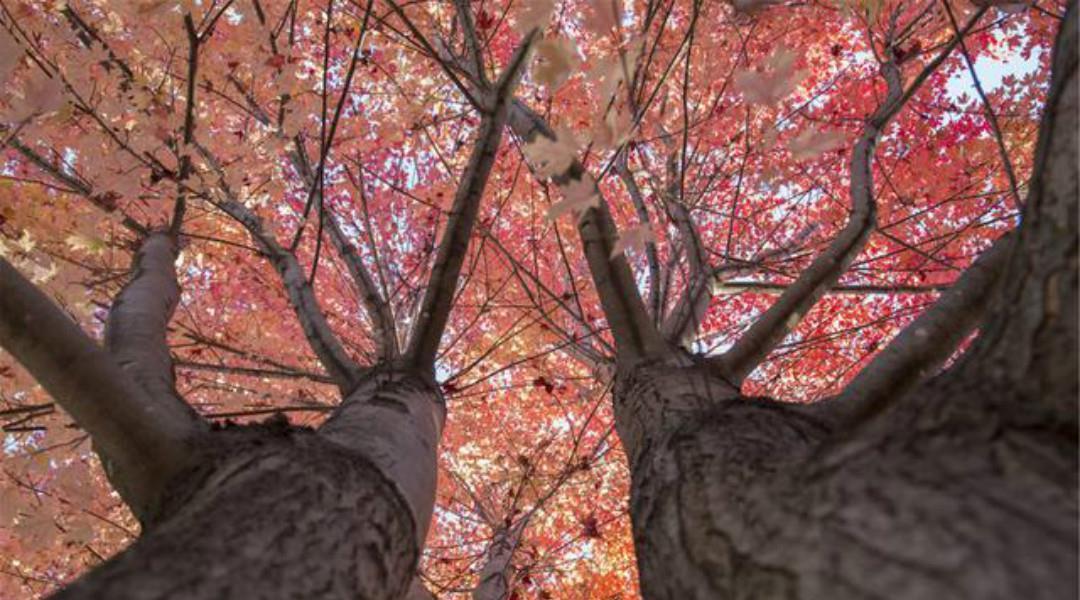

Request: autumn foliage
left=0, top=0, right=1064, bottom=596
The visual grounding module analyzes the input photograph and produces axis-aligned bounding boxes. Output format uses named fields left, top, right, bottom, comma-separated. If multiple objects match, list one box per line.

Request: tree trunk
left=319, top=367, right=446, bottom=544
left=619, top=9, right=1077, bottom=599
left=47, top=363, right=446, bottom=600
left=618, top=359, right=1076, bottom=599
left=473, top=522, right=524, bottom=600
left=52, top=421, right=418, bottom=600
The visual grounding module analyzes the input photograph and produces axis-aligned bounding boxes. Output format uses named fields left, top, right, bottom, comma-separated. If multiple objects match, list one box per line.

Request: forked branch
left=710, top=9, right=987, bottom=385
left=507, top=102, right=670, bottom=363
left=195, top=143, right=364, bottom=392
left=0, top=257, right=201, bottom=520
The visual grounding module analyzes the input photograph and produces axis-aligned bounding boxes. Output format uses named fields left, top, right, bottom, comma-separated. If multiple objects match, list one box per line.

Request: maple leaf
left=609, top=224, right=657, bottom=259
left=582, top=512, right=602, bottom=538
left=585, top=0, right=621, bottom=35
left=13, top=506, right=57, bottom=551
left=733, top=47, right=805, bottom=105
left=5, top=74, right=66, bottom=124
left=788, top=127, right=845, bottom=161
left=533, top=38, right=580, bottom=89
left=476, top=10, right=496, bottom=30
left=589, top=50, right=640, bottom=103
left=55, top=464, right=96, bottom=505
left=65, top=521, right=96, bottom=545
left=514, top=0, right=555, bottom=33
left=0, top=488, right=19, bottom=524
left=591, top=108, right=632, bottom=149
left=15, top=230, right=36, bottom=254
left=523, top=129, right=579, bottom=179
left=548, top=175, right=600, bottom=222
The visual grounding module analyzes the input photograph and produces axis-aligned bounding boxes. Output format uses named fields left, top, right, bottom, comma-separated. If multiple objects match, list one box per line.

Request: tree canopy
left=0, top=0, right=1064, bottom=596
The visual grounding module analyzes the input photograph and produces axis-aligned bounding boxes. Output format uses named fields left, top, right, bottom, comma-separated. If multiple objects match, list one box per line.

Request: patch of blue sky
left=945, top=40, right=1043, bottom=102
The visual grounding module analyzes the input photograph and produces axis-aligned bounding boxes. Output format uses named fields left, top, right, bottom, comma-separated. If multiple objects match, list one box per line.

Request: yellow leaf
left=733, top=47, right=805, bottom=105
left=66, top=233, right=109, bottom=255
left=788, top=126, right=845, bottom=161
left=523, top=128, right=579, bottom=179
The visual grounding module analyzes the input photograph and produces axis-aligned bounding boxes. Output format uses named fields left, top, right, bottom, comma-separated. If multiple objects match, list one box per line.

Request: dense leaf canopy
left=0, top=0, right=1060, bottom=596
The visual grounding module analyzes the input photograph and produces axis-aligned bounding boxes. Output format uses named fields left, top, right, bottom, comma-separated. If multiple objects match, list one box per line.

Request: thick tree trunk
left=618, top=360, right=1076, bottom=599
left=52, top=421, right=418, bottom=600
left=47, top=366, right=445, bottom=600
left=619, top=9, right=1077, bottom=599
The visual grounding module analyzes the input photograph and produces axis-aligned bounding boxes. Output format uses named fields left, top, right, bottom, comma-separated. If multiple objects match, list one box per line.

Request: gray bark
left=473, top=522, right=524, bottom=600
left=620, top=8, right=1078, bottom=599
left=320, top=368, right=446, bottom=545
left=52, top=422, right=417, bottom=600
left=619, top=357, right=1076, bottom=599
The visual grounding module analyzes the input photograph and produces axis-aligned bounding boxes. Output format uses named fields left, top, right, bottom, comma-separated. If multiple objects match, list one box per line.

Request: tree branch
left=508, top=102, right=670, bottom=363
left=0, top=257, right=200, bottom=520
left=105, top=232, right=204, bottom=424
left=827, top=233, right=1012, bottom=425
left=615, top=156, right=662, bottom=323
left=194, top=143, right=364, bottom=392
left=710, top=9, right=986, bottom=385
left=473, top=520, right=526, bottom=600
left=216, top=196, right=365, bottom=393
left=404, top=34, right=536, bottom=369
left=323, top=210, right=400, bottom=360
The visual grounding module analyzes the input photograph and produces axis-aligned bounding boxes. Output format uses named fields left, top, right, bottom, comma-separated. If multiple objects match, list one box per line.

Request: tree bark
left=619, top=353, right=1076, bottom=599
left=619, top=8, right=1077, bottom=599
left=319, top=367, right=446, bottom=545
left=473, top=521, right=524, bottom=600
left=52, top=422, right=418, bottom=600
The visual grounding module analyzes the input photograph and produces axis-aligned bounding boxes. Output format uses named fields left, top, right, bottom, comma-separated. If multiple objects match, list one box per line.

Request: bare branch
left=105, top=232, right=204, bottom=424
left=405, top=34, right=536, bottom=369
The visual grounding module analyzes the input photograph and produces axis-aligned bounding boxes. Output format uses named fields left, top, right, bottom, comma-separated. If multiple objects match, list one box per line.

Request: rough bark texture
left=619, top=356, right=1076, bottom=600
left=619, top=10, right=1077, bottom=600
left=319, top=368, right=446, bottom=545
left=52, top=422, right=418, bottom=600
